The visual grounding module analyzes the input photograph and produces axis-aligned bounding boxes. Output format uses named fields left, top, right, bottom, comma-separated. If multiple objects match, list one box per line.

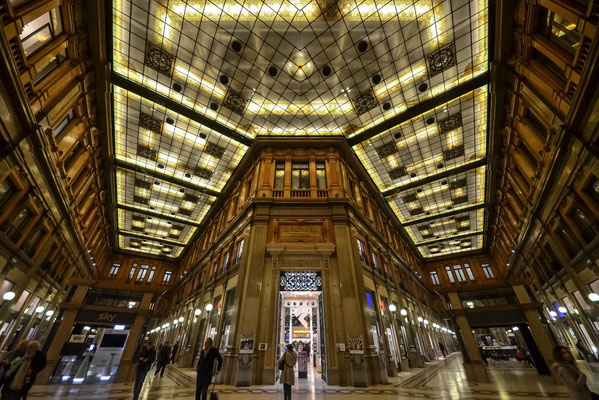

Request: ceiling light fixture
left=285, top=50, right=314, bottom=82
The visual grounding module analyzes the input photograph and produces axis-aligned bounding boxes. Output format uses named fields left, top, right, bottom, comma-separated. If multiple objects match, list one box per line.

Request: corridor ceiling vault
left=110, top=0, right=490, bottom=259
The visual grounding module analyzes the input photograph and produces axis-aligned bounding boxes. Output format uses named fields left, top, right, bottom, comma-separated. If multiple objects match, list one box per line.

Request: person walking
left=438, top=342, right=446, bottom=358
left=552, top=345, right=598, bottom=400
left=278, top=344, right=297, bottom=400
left=133, top=342, right=156, bottom=400
left=195, top=338, right=222, bottom=400
left=0, top=340, right=28, bottom=392
left=155, top=341, right=171, bottom=377
left=1, top=340, right=46, bottom=400
left=170, top=341, right=180, bottom=364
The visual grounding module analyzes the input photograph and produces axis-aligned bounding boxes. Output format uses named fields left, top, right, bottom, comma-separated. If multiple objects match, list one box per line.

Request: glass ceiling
left=110, top=0, right=489, bottom=259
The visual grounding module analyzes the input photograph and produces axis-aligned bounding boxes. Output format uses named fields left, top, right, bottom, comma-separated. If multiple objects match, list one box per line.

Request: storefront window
left=108, top=264, right=120, bottom=278
left=147, top=266, right=156, bottom=283
left=162, top=270, right=172, bottom=284
left=127, top=263, right=137, bottom=281
left=445, top=266, right=455, bottom=283
left=482, top=264, right=494, bottom=278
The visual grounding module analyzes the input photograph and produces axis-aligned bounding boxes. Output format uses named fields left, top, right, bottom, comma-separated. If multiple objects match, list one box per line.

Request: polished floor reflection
left=28, top=354, right=599, bottom=399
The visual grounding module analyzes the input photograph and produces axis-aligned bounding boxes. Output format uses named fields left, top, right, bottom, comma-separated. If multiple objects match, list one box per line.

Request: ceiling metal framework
left=109, top=0, right=490, bottom=259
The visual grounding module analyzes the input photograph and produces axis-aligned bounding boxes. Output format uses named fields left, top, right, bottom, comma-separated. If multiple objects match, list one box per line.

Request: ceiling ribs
left=382, top=158, right=488, bottom=197
left=116, top=204, right=201, bottom=227
left=415, top=231, right=485, bottom=247
left=347, top=72, right=490, bottom=146
left=115, top=159, right=221, bottom=198
left=111, top=73, right=253, bottom=147
left=118, top=230, right=185, bottom=247
left=402, top=203, right=486, bottom=227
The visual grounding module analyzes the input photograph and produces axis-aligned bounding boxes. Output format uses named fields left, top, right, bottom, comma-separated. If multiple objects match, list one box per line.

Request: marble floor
left=28, top=354, right=599, bottom=399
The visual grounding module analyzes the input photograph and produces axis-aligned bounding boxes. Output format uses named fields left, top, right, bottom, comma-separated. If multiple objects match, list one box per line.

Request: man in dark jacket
left=170, top=341, right=180, bottom=364
left=196, top=338, right=222, bottom=400
left=133, top=342, right=156, bottom=400
left=155, top=341, right=171, bottom=377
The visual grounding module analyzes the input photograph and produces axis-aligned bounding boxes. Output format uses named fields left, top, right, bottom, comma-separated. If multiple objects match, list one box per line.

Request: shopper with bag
left=195, top=338, right=222, bottom=400
left=278, top=344, right=297, bottom=400
left=552, top=345, right=599, bottom=400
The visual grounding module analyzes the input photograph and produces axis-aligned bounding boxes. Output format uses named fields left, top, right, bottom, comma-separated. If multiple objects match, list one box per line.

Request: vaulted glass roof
left=110, top=0, right=489, bottom=259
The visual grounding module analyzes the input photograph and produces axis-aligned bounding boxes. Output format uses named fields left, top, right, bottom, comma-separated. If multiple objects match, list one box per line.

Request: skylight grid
left=387, top=166, right=486, bottom=223
left=418, top=233, right=483, bottom=258
left=119, top=234, right=184, bottom=258
left=404, top=208, right=484, bottom=243
left=113, top=0, right=487, bottom=137
left=354, top=86, right=487, bottom=191
left=118, top=209, right=197, bottom=244
left=113, top=86, right=247, bottom=193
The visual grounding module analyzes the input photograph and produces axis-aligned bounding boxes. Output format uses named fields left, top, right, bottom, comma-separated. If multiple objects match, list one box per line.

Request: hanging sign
left=280, top=271, right=322, bottom=291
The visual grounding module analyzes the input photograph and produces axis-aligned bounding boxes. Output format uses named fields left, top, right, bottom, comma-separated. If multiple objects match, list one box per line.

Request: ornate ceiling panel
left=110, top=0, right=489, bottom=258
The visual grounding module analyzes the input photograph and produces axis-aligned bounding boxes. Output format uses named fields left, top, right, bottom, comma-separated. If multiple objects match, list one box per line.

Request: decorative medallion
left=133, top=196, right=149, bottom=205
left=204, top=142, right=226, bottom=159
left=183, top=193, right=199, bottom=203
left=443, top=145, right=465, bottom=161
left=449, top=178, right=467, bottom=189
left=134, top=178, right=152, bottom=189
left=137, top=145, right=157, bottom=161
left=280, top=271, right=322, bottom=291
left=139, top=112, right=162, bottom=133
left=376, top=142, right=398, bottom=158
left=351, top=91, right=378, bottom=116
left=452, top=196, right=469, bottom=205
left=178, top=208, right=192, bottom=216
left=222, top=90, right=248, bottom=115
left=426, top=43, right=457, bottom=77
left=439, top=112, right=462, bottom=133
left=193, top=166, right=213, bottom=180
left=143, top=42, right=175, bottom=76
left=401, top=193, right=418, bottom=203
left=388, top=166, right=407, bottom=180
left=408, top=207, right=424, bottom=216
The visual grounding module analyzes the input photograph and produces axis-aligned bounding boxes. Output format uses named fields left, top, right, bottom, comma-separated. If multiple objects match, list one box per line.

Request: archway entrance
left=276, top=271, right=327, bottom=383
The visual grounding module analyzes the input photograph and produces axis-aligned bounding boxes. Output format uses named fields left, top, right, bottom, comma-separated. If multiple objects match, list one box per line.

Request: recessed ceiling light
left=437, top=163, right=444, bottom=169
left=426, top=117, right=435, bottom=125
left=416, top=188, right=423, bottom=193
left=382, top=102, right=391, bottom=111
left=171, top=212, right=176, bottom=216
left=418, top=82, right=428, bottom=92
left=184, top=173, right=191, bottom=178
left=425, top=212, right=431, bottom=216
left=410, top=173, right=417, bottom=178
left=172, top=82, right=183, bottom=92
left=147, top=216, right=152, bottom=220
left=167, top=222, right=172, bottom=225
left=179, top=188, right=185, bottom=194
left=372, top=74, right=382, bottom=85
left=357, top=40, right=368, bottom=52
left=231, top=40, right=242, bottom=52
left=199, top=133, right=207, bottom=139
left=166, top=117, right=174, bottom=125
left=149, top=206, right=155, bottom=210
left=321, top=65, right=331, bottom=76
left=210, top=102, right=218, bottom=111
left=219, top=75, right=229, bottom=85
left=447, top=206, right=453, bottom=210
left=393, top=132, right=401, bottom=139
left=158, top=164, right=165, bottom=169
left=154, top=181, right=160, bottom=186
left=268, top=65, right=278, bottom=76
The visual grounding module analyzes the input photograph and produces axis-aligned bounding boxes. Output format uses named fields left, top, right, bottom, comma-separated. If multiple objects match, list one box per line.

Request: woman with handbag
left=552, top=345, right=598, bottom=400
left=278, top=344, right=297, bottom=400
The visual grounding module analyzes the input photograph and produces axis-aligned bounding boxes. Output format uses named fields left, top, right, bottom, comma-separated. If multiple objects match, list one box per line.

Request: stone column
left=114, top=292, right=153, bottom=383
left=447, top=292, right=489, bottom=383
left=36, top=284, right=89, bottom=383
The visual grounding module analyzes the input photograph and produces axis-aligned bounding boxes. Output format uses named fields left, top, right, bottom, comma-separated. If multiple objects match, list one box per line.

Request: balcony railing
left=290, top=189, right=310, bottom=198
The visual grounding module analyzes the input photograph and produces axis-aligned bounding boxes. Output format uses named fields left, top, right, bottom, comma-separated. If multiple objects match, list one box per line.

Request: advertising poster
left=348, top=334, right=364, bottom=354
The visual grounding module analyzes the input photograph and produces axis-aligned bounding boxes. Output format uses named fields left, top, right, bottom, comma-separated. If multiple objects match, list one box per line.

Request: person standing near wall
left=439, top=342, right=446, bottom=358
left=278, top=344, right=297, bottom=400
left=170, top=341, right=180, bottom=364
left=155, top=341, right=171, bottom=377
left=1, top=341, right=46, bottom=400
left=552, top=345, right=597, bottom=400
left=133, top=342, right=156, bottom=400
left=195, top=338, right=222, bottom=400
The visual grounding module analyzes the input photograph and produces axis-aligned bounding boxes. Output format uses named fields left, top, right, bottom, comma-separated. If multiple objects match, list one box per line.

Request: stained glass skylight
left=110, top=0, right=489, bottom=258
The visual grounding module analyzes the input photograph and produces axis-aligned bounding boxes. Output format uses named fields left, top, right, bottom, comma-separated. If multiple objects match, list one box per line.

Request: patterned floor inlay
left=28, top=355, right=598, bottom=399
